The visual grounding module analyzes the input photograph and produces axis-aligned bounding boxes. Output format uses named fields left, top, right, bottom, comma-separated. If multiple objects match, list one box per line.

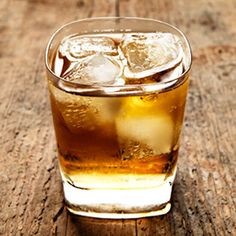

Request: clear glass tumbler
left=45, top=17, right=191, bottom=219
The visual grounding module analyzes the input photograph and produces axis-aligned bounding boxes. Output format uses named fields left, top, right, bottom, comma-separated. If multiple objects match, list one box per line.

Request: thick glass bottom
left=67, top=202, right=171, bottom=219
left=63, top=177, right=174, bottom=219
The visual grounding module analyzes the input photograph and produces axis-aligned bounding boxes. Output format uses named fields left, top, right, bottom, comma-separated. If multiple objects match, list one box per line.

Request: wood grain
left=0, top=0, right=235, bottom=235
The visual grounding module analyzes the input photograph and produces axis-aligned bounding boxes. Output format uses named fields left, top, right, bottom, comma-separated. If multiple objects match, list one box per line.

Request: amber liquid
left=49, top=78, right=188, bottom=190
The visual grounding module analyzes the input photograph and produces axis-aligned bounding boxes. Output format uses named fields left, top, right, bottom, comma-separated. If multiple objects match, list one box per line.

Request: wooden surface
left=0, top=0, right=235, bottom=235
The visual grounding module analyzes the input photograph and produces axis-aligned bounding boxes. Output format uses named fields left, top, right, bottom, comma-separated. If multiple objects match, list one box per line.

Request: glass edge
left=44, top=17, right=192, bottom=94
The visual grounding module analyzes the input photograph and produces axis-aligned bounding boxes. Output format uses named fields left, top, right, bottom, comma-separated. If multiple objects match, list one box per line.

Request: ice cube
left=120, top=33, right=183, bottom=79
left=63, top=54, right=121, bottom=85
left=49, top=84, right=95, bottom=132
left=59, top=36, right=118, bottom=61
left=116, top=115, right=174, bottom=155
left=50, top=84, right=122, bottom=133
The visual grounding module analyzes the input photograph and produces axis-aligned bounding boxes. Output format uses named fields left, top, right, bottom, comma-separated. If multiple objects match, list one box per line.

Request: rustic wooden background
left=0, top=0, right=235, bottom=235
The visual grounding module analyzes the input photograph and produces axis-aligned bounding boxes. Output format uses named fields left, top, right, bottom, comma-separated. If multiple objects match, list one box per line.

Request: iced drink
left=45, top=18, right=191, bottom=218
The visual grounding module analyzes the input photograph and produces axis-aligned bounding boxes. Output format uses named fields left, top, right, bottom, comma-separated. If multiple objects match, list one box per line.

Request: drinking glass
left=45, top=17, right=192, bottom=219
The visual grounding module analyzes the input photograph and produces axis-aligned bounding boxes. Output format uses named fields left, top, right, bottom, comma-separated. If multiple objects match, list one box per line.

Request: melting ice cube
left=59, top=36, right=118, bottom=61
left=116, top=115, right=174, bottom=155
left=63, top=54, right=121, bottom=85
left=120, top=33, right=183, bottom=79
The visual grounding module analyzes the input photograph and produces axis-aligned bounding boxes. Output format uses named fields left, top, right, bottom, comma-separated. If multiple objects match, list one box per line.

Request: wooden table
left=0, top=0, right=235, bottom=235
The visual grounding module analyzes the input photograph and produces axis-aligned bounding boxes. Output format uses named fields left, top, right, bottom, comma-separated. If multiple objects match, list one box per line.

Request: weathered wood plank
left=0, top=0, right=136, bottom=235
left=119, top=0, right=236, bottom=235
left=0, top=0, right=235, bottom=235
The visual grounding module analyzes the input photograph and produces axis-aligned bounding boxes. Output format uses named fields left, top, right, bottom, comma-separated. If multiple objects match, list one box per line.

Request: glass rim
left=45, top=17, right=192, bottom=96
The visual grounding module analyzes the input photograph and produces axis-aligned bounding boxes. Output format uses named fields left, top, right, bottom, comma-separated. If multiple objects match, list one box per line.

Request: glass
left=45, top=17, right=191, bottom=219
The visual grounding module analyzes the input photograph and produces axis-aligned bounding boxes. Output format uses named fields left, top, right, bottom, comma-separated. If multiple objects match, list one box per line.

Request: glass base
left=63, top=179, right=173, bottom=219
